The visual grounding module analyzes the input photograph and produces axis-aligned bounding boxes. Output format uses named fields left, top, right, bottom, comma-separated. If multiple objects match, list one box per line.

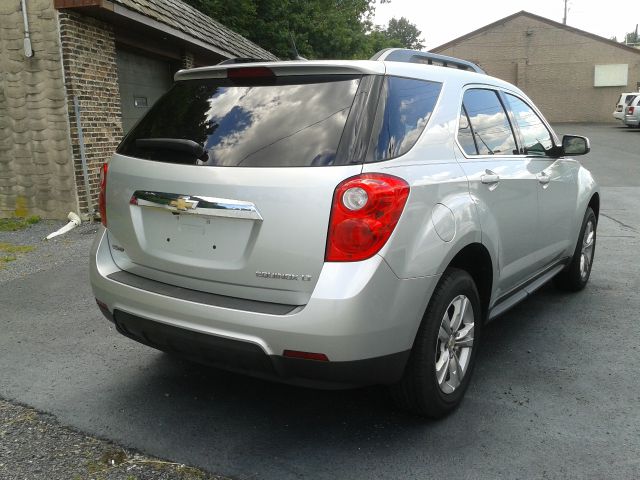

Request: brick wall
left=0, top=0, right=77, bottom=218
left=434, top=15, right=640, bottom=123
left=59, top=11, right=122, bottom=216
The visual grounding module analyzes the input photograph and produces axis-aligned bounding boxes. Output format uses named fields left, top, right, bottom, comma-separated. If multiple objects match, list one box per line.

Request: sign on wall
left=594, top=64, right=628, bottom=87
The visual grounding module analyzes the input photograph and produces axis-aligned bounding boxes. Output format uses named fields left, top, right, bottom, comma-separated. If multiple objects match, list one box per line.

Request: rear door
left=105, top=71, right=373, bottom=305
left=455, top=87, right=542, bottom=297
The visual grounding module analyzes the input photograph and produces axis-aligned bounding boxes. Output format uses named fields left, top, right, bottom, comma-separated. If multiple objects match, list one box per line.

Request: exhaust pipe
left=45, top=212, right=81, bottom=241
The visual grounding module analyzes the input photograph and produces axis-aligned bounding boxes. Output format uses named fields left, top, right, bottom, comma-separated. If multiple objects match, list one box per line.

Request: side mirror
left=562, top=135, right=590, bottom=156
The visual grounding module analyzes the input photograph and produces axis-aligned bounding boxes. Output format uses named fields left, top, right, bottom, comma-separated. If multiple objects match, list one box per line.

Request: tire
left=391, top=268, right=481, bottom=418
left=554, top=207, right=597, bottom=291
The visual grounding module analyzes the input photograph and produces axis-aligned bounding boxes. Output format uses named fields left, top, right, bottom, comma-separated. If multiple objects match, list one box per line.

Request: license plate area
left=136, top=207, right=256, bottom=267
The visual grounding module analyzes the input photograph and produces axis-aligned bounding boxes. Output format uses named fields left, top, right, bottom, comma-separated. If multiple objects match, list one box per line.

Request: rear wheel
left=554, top=207, right=596, bottom=291
left=391, top=268, right=481, bottom=418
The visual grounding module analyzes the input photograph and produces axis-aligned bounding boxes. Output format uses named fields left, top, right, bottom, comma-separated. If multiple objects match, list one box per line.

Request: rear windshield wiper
left=135, top=138, right=205, bottom=159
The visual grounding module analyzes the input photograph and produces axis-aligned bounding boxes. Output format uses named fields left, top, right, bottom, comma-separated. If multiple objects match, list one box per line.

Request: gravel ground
left=0, top=221, right=225, bottom=480
left=0, top=399, right=225, bottom=480
left=0, top=219, right=98, bottom=284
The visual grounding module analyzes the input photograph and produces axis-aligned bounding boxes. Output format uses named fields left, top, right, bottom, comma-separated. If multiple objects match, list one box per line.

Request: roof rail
left=370, top=48, right=485, bottom=74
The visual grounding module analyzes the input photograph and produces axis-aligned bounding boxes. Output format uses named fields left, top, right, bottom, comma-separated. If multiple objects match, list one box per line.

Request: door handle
left=481, top=173, right=500, bottom=184
left=537, top=172, right=551, bottom=185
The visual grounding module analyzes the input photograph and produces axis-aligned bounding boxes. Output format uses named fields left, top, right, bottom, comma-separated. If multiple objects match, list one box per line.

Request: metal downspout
left=20, top=0, right=34, bottom=57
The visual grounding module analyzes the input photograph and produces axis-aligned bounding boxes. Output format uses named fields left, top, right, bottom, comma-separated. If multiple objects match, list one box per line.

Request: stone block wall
left=0, top=0, right=77, bottom=218
left=59, top=11, right=122, bottom=216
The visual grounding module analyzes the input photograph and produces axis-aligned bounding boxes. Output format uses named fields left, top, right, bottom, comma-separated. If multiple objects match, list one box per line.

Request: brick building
left=0, top=0, right=276, bottom=219
left=431, top=11, right=640, bottom=123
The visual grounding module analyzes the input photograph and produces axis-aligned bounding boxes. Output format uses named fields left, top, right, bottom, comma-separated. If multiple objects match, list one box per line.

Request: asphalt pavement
left=1, top=123, right=639, bottom=479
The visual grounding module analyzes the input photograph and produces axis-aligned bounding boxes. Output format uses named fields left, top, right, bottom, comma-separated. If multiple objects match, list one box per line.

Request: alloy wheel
left=580, top=219, right=595, bottom=280
left=435, top=295, right=475, bottom=394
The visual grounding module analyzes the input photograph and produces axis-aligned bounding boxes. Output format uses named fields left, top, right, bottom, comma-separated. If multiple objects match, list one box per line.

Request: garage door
left=116, top=49, right=173, bottom=134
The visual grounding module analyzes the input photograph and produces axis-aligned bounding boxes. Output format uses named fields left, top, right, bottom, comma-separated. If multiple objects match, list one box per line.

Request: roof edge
left=54, top=0, right=276, bottom=60
left=430, top=10, right=640, bottom=56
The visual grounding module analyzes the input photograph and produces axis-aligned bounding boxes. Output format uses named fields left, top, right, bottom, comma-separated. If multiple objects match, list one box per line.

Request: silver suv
left=90, top=49, right=599, bottom=418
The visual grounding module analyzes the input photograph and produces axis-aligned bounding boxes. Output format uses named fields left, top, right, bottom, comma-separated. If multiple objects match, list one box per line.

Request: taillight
left=98, top=162, right=108, bottom=227
left=325, top=173, right=409, bottom=262
left=629, top=106, right=635, bottom=115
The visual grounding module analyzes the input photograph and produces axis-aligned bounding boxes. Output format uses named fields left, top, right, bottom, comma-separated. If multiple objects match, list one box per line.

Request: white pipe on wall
left=20, top=0, right=34, bottom=58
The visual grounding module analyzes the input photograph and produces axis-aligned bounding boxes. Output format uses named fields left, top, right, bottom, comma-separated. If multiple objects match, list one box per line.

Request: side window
left=505, top=94, right=553, bottom=155
left=459, top=89, right=518, bottom=156
left=370, top=76, right=442, bottom=162
left=457, top=106, right=477, bottom=155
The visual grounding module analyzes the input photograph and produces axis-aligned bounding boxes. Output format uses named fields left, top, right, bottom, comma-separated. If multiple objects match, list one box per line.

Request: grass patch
left=0, top=215, right=41, bottom=231
left=0, top=243, right=35, bottom=254
left=0, top=242, right=35, bottom=269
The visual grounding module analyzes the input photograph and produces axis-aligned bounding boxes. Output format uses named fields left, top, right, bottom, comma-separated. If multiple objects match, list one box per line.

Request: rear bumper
left=90, top=228, right=438, bottom=387
left=624, top=115, right=640, bottom=126
left=112, top=310, right=410, bottom=388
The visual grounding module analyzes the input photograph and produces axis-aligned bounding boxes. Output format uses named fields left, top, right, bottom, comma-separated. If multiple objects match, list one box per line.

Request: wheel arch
left=588, top=192, right=600, bottom=222
left=446, top=243, right=493, bottom=322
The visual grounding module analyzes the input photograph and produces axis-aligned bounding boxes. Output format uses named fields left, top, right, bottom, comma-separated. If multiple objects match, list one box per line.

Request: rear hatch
left=105, top=62, right=384, bottom=305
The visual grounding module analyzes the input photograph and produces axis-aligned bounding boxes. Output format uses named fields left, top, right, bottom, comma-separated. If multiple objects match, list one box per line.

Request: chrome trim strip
left=131, top=191, right=263, bottom=221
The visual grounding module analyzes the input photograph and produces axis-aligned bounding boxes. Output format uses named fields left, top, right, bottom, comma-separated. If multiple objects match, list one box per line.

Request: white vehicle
left=624, top=95, right=640, bottom=127
left=614, top=92, right=638, bottom=125
left=91, top=49, right=599, bottom=418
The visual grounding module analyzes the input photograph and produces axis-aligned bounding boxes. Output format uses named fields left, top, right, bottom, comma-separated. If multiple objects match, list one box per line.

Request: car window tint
left=117, top=76, right=361, bottom=167
left=505, top=94, right=553, bottom=156
left=457, top=106, right=478, bottom=155
left=370, top=77, right=442, bottom=162
left=461, top=89, right=517, bottom=156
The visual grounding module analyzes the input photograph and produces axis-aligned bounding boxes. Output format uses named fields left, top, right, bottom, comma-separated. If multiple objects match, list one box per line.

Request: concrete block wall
left=434, top=15, right=640, bottom=123
left=59, top=11, right=123, bottom=217
left=0, top=0, right=77, bottom=218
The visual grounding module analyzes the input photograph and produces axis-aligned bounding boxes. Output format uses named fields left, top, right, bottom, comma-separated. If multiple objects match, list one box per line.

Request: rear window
left=117, top=75, right=361, bottom=167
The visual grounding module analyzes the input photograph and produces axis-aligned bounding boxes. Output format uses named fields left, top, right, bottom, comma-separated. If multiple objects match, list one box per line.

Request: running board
left=488, top=263, right=566, bottom=321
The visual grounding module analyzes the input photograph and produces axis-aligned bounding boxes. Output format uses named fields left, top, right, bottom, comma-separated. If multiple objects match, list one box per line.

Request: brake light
left=326, top=173, right=409, bottom=262
left=98, top=162, right=108, bottom=227
left=629, top=106, right=635, bottom=115
left=227, top=66, right=274, bottom=80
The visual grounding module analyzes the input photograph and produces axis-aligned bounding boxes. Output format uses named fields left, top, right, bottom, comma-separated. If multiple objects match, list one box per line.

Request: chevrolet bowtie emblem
left=169, top=197, right=197, bottom=211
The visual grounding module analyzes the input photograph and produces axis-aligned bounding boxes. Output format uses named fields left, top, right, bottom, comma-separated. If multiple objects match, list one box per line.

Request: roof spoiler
left=217, top=57, right=272, bottom=65
left=370, top=48, right=485, bottom=74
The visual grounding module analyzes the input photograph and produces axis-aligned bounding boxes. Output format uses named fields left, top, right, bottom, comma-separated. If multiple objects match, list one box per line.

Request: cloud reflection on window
left=120, top=77, right=360, bottom=167
left=462, top=89, right=517, bottom=155
left=202, top=80, right=359, bottom=167
left=373, top=77, right=442, bottom=162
